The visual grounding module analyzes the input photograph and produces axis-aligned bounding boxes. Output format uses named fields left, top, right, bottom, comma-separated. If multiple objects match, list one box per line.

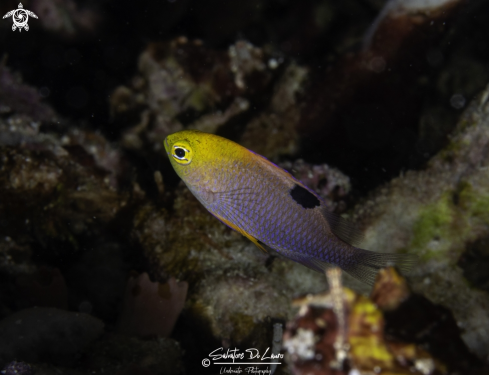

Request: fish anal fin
left=320, top=207, right=365, bottom=247
left=212, top=212, right=268, bottom=253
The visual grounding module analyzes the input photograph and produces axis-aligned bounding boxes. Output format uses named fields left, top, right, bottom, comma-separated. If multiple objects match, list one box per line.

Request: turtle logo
left=3, top=3, right=38, bottom=32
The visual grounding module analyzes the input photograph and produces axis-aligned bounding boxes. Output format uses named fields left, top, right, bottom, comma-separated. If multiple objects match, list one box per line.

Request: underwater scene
left=1, top=0, right=489, bottom=374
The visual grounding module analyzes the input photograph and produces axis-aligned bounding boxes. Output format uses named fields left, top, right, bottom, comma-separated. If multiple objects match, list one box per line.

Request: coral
left=238, top=63, right=307, bottom=159
left=283, top=267, right=484, bottom=375
left=228, top=40, right=268, bottom=90
left=112, top=38, right=242, bottom=153
left=60, top=127, right=129, bottom=190
left=117, top=273, right=188, bottom=338
left=352, top=84, right=489, bottom=358
left=111, top=38, right=304, bottom=160
left=0, top=111, right=132, bottom=251
left=0, top=66, right=55, bottom=122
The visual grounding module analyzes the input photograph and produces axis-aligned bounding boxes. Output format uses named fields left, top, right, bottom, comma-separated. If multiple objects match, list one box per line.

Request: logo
left=3, top=3, right=38, bottom=32
left=202, top=347, right=283, bottom=374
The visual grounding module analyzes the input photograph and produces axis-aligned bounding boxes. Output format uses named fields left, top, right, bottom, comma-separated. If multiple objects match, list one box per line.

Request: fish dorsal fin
left=320, top=207, right=365, bottom=247
left=250, top=151, right=297, bottom=182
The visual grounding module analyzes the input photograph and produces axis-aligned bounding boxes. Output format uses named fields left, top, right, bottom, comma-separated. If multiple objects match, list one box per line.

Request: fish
left=164, top=130, right=415, bottom=285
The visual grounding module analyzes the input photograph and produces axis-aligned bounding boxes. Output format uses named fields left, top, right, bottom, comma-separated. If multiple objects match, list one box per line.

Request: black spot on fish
left=290, top=184, right=320, bottom=209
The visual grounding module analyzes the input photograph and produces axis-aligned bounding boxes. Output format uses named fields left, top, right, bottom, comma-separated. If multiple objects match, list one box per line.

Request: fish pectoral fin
left=212, top=212, right=268, bottom=253
left=212, top=188, right=259, bottom=204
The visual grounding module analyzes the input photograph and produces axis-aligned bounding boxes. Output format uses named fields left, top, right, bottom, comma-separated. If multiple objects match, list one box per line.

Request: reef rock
left=111, top=38, right=306, bottom=161
left=353, top=83, right=489, bottom=358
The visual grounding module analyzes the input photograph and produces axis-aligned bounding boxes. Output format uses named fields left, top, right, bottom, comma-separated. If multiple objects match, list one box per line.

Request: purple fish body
left=165, top=130, right=415, bottom=285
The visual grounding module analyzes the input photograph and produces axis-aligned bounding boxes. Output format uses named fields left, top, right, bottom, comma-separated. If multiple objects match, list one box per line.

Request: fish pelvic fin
left=342, top=248, right=417, bottom=285
left=212, top=212, right=268, bottom=253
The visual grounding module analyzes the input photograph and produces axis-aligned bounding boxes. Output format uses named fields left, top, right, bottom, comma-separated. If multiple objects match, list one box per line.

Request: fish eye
left=175, top=148, right=185, bottom=158
left=171, top=144, right=193, bottom=165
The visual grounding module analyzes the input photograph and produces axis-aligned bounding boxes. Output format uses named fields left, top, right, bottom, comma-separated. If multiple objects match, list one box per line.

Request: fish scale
left=165, top=130, right=415, bottom=285
left=220, top=164, right=335, bottom=260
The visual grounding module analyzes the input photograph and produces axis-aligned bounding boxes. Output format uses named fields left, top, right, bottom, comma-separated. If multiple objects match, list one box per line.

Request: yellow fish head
left=164, top=130, right=200, bottom=180
left=164, top=130, right=241, bottom=183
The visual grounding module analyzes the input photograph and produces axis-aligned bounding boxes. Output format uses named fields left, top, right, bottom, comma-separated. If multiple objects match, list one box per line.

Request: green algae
left=409, top=181, right=489, bottom=261
left=410, top=192, right=455, bottom=260
left=458, top=182, right=489, bottom=225
left=438, top=139, right=462, bottom=162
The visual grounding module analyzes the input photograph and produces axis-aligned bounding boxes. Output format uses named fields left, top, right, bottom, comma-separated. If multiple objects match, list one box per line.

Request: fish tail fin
left=342, top=248, right=417, bottom=285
